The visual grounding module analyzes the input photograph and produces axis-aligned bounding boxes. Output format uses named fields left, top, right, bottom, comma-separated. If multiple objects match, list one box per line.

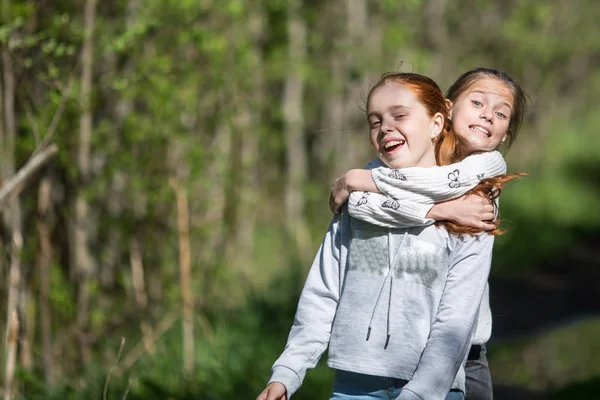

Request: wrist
left=342, top=169, right=358, bottom=192
left=347, top=169, right=378, bottom=193
left=426, top=202, right=451, bottom=221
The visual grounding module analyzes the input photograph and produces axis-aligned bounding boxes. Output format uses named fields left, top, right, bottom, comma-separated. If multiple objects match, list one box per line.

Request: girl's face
left=448, top=77, right=514, bottom=154
left=367, top=82, right=443, bottom=169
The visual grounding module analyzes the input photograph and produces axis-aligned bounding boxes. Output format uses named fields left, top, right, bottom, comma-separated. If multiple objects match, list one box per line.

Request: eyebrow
left=470, top=90, right=513, bottom=110
left=367, top=105, right=411, bottom=119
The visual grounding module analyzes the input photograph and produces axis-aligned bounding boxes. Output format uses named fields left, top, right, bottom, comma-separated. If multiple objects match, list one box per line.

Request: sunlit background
left=1, top=1, right=599, bottom=399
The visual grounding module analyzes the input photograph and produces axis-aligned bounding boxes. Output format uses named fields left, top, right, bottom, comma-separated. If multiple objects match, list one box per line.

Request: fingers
left=259, top=383, right=287, bottom=400
left=481, top=204, right=494, bottom=214
left=329, top=193, right=337, bottom=214
left=266, top=388, right=285, bottom=400
left=472, top=193, right=492, bottom=205
left=480, top=221, right=496, bottom=231
left=330, top=180, right=342, bottom=214
left=464, top=195, right=491, bottom=208
left=483, top=195, right=493, bottom=205
left=481, top=212, right=495, bottom=221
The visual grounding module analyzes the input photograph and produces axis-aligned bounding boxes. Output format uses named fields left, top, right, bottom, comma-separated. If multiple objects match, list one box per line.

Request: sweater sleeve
left=268, top=215, right=343, bottom=398
left=348, top=152, right=506, bottom=229
left=372, top=151, right=507, bottom=203
left=347, top=191, right=435, bottom=228
left=398, top=233, right=494, bottom=400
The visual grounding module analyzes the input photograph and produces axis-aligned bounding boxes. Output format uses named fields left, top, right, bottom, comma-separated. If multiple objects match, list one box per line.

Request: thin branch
left=118, top=313, right=178, bottom=372
left=121, top=383, right=130, bottom=400
left=0, top=144, right=58, bottom=209
left=103, top=337, right=126, bottom=400
left=23, top=101, right=42, bottom=146
left=32, top=71, right=76, bottom=157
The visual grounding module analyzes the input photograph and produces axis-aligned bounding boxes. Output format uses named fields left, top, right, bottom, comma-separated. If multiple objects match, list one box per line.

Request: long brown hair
left=445, top=68, right=530, bottom=149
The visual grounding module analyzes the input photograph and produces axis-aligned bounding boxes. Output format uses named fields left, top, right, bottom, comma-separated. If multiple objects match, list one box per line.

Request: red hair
left=366, top=73, right=451, bottom=132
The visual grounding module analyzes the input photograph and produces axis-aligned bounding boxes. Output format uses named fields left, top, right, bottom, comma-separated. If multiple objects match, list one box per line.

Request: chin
left=386, top=160, right=410, bottom=169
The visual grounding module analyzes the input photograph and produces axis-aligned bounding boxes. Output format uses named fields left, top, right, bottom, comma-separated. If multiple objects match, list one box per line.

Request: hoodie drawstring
left=366, top=230, right=408, bottom=349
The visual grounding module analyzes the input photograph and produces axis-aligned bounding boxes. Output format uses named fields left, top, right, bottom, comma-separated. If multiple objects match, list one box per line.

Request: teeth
left=384, top=140, right=405, bottom=149
left=471, top=126, right=490, bottom=136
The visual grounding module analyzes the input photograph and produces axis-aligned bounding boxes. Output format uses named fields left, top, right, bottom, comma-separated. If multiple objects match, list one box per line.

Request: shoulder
left=364, top=157, right=386, bottom=170
left=463, top=150, right=506, bottom=167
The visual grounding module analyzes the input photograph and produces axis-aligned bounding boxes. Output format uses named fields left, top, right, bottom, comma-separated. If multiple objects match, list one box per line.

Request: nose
left=380, top=119, right=394, bottom=134
left=480, top=108, right=493, bottom=123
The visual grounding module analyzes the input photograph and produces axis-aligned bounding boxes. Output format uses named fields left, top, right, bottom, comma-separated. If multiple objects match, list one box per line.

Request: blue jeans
left=331, top=370, right=465, bottom=400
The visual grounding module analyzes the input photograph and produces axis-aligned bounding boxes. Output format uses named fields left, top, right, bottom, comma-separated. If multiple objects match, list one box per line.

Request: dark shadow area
left=490, top=225, right=600, bottom=340
left=490, top=158, right=600, bottom=338
left=484, top=158, right=600, bottom=397
left=551, top=376, right=600, bottom=399
left=494, top=385, right=549, bottom=399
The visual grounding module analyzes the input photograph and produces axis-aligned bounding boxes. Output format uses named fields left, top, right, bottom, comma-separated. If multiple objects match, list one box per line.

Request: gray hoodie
left=269, top=208, right=493, bottom=399
left=347, top=151, right=507, bottom=345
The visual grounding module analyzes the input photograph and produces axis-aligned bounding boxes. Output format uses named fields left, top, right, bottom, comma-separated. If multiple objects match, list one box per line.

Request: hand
left=427, top=194, right=496, bottom=231
left=257, top=382, right=288, bottom=400
left=329, top=175, right=351, bottom=214
left=329, top=169, right=378, bottom=214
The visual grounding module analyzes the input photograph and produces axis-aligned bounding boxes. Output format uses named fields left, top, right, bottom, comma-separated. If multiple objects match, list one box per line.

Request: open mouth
left=470, top=125, right=491, bottom=138
left=383, top=139, right=405, bottom=153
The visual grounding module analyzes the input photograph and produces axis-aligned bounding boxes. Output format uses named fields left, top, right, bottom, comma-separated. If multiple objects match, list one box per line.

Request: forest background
left=1, top=0, right=600, bottom=399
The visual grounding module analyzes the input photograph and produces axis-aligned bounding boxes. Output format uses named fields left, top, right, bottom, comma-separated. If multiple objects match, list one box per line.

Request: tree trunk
left=319, top=0, right=373, bottom=177
left=3, top=311, right=18, bottom=400
left=226, top=6, right=264, bottom=276
left=2, top=10, right=24, bottom=396
left=18, top=288, right=34, bottom=371
left=72, top=0, right=98, bottom=365
left=129, top=234, right=155, bottom=354
left=319, top=8, right=344, bottom=175
left=201, top=111, right=231, bottom=299
left=37, top=176, right=54, bottom=386
left=0, top=42, right=4, bottom=390
left=342, top=0, right=370, bottom=169
left=170, top=179, right=194, bottom=377
left=283, top=0, right=310, bottom=257
left=423, top=0, right=451, bottom=80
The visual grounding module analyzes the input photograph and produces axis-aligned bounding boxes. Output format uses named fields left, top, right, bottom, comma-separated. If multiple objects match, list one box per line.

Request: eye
left=394, top=114, right=405, bottom=120
left=370, top=120, right=381, bottom=129
left=495, top=111, right=507, bottom=119
left=471, top=100, right=482, bottom=107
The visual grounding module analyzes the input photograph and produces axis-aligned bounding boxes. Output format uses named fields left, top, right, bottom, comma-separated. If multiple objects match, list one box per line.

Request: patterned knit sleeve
left=347, top=191, right=435, bottom=228
left=347, top=151, right=506, bottom=229
left=371, top=151, right=507, bottom=202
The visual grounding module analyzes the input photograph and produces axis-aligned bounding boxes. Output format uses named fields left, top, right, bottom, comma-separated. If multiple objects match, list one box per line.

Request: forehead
left=464, top=77, right=514, bottom=106
left=368, top=82, right=422, bottom=111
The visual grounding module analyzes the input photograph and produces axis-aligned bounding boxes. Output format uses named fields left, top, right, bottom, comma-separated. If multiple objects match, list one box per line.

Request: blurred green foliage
left=1, top=0, right=599, bottom=399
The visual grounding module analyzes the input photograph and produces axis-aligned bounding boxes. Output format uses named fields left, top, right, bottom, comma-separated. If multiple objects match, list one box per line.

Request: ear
left=431, top=112, right=444, bottom=140
left=501, top=133, right=508, bottom=143
left=445, top=99, right=453, bottom=120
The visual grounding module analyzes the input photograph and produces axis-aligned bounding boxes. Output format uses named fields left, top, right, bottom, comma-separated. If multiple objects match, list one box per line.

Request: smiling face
left=448, top=77, right=514, bottom=154
left=367, top=82, right=443, bottom=169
